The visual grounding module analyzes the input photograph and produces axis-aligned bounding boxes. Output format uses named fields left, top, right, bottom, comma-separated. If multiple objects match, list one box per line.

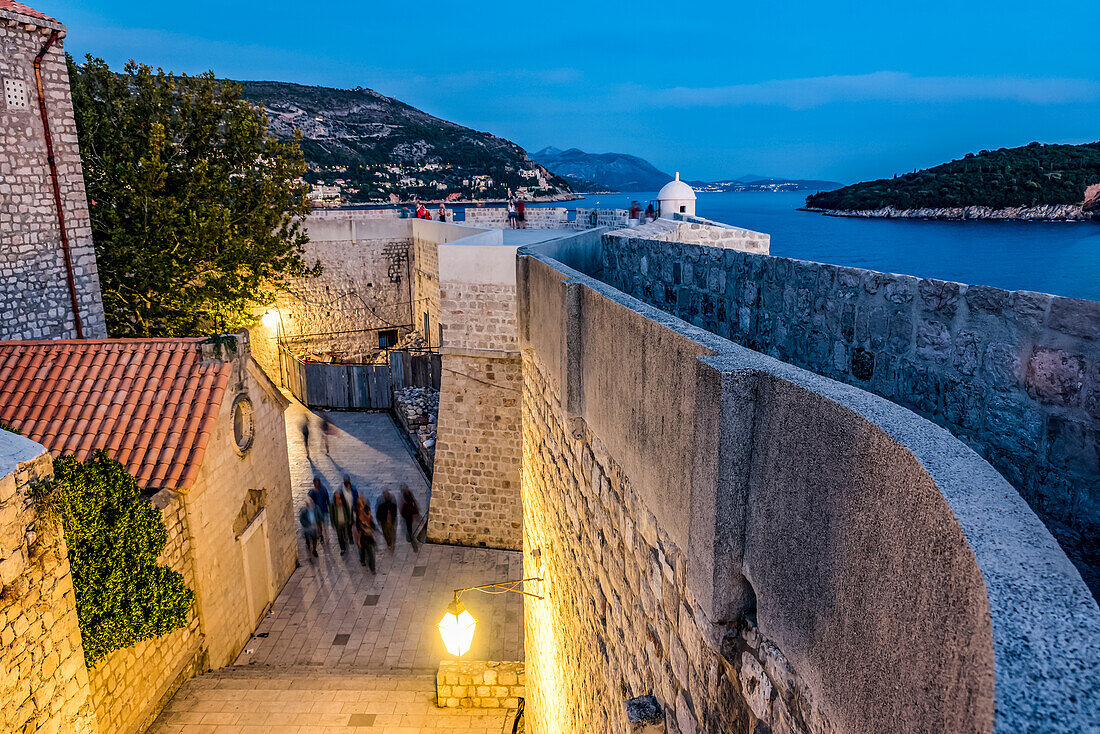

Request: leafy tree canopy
left=69, top=56, right=320, bottom=337
left=806, top=141, right=1100, bottom=212
left=31, top=452, right=194, bottom=667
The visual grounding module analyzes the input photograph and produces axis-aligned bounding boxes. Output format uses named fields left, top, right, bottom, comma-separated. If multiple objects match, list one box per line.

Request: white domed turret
left=657, top=172, right=696, bottom=218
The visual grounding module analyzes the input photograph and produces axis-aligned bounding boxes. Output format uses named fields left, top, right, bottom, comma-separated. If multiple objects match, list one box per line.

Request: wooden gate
left=389, top=351, right=442, bottom=390
left=279, top=346, right=392, bottom=409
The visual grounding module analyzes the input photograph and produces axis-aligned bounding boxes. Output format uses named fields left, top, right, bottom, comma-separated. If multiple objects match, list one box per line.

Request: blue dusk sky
left=49, top=0, right=1100, bottom=184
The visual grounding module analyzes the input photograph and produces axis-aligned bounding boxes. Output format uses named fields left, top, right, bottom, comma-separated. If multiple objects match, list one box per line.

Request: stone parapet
left=436, top=660, right=525, bottom=708
left=518, top=239, right=1100, bottom=733
left=599, top=230, right=1100, bottom=592
left=0, top=430, right=97, bottom=734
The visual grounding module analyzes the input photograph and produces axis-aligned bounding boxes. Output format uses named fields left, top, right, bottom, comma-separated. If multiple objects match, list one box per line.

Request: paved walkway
left=150, top=668, right=513, bottom=733
left=151, top=403, right=523, bottom=733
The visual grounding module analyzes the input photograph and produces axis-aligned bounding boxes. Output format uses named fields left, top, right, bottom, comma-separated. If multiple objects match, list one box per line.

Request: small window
left=378, top=329, right=398, bottom=349
left=4, top=78, right=28, bottom=110
left=679, top=205, right=686, bottom=213
left=232, top=394, right=255, bottom=454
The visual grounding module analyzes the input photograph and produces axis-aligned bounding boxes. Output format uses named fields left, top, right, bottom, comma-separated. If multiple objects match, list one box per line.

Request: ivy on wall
left=29, top=451, right=194, bottom=666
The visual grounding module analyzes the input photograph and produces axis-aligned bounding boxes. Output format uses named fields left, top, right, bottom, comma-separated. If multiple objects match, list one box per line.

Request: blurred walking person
left=320, top=413, right=336, bottom=455
left=309, top=476, right=330, bottom=545
left=342, top=475, right=359, bottom=549
left=299, top=501, right=319, bottom=559
left=331, top=490, right=351, bottom=555
left=300, top=417, right=312, bottom=460
left=400, top=485, right=421, bottom=551
left=377, top=491, right=398, bottom=553
left=355, top=495, right=378, bottom=573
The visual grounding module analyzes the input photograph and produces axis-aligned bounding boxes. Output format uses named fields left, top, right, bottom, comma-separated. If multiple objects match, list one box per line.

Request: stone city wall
left=428, top=240, right=524, bottom=549
left=436, top=660, right=525, bottom=709
left=429, top=352, right=523, bottom=549
left=0, top=14, right=106, bottom=340
left=88, top=491, right=205, bottom=734
left=517, top=244, right=1100, bottom=734
left=183, top=336, right=296, bottom=668
left=666, top=213, right=771, bottom=253
left=0, top=431, right=97, bottom=734
left=461, top=206, right=636, bottom=230
left=599, top=229, right=1100, bottom=591
left=255, top=217, right=416, bottom=374
left=411, top=218, right=492, bottom=349
left=249, top=217, right=495, bottom=381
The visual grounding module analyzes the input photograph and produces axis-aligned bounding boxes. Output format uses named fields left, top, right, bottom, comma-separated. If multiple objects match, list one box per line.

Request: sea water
left=537, top=191, right=1100, bottom=301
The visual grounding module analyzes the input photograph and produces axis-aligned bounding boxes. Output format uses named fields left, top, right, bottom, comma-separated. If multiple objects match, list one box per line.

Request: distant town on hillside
left=239, top=81, right=574, bottom=205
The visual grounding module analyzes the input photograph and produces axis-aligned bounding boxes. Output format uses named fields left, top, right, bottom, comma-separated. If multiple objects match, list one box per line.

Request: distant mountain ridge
left=533, top=146, right=840, bottom=194
left=531, top=147, right=672, bottom=192
left=805, top=141, right=1100, bottom=217
left=239, top=81, right=572, bottom=203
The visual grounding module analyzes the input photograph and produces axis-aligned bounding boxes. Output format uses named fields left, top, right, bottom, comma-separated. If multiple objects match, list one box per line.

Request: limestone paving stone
left=151, top=401, right=523, bottom=733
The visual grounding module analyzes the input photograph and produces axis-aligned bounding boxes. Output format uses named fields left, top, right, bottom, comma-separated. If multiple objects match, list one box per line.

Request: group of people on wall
left=401, top=202, right=450, bottom=221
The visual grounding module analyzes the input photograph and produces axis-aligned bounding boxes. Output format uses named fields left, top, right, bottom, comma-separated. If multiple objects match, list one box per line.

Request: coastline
left=800, top=204, right=1097, bottom=221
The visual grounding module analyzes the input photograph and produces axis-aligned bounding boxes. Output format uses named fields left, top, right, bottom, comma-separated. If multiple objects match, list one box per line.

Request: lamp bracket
left=454, top=576, right=544, bottom=600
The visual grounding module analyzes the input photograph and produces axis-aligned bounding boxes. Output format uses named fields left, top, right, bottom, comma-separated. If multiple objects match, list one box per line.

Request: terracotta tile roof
left=0, top=1, right=59, bottom=24
left=0, top=339, right=232, bottom=491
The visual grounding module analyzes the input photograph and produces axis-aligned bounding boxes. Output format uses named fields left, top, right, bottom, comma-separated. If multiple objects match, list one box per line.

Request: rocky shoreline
left=800, top=204, right=1098, bottom=221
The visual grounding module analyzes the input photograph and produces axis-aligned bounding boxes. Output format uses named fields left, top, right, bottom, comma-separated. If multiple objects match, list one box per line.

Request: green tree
left=33, top=452, right=194, bottom=667
left=68, top=56, right=320, bottom=337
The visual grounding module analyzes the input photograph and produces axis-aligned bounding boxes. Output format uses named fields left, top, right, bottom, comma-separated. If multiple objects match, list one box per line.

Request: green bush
left=33, top=451, right=194, bottom=667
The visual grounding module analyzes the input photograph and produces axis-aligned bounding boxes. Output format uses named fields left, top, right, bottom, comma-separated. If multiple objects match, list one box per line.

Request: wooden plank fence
left=279, top=346, right=392, bottom=409
left=389, top=351, right=442, bottom=391
left=279, top=346, right=440, bottom=409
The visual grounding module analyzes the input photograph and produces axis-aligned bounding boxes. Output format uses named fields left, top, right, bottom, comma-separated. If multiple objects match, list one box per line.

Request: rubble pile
left=393, top=386, right=439, bottom=467
left=372, top=330, right=431, bottom=364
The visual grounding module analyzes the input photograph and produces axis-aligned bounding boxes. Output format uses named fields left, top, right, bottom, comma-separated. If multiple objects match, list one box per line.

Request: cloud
left=639, top=72, right=1100, bottom=109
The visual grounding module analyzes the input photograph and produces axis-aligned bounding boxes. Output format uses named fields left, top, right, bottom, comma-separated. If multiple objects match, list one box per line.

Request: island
left=803, top=141, right=1100, bottom=220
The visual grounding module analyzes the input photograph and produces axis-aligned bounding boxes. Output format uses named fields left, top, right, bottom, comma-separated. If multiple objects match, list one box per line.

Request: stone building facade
left=0, top=332, right=297, bottom=728
left=178, top=338, right=297, bottom=668
left=88, top=491, right=204, bottom=734
left=0, top=431, right=97, bottom=734
left=599, top=228, right=1100, bottom=591
left=0, top=3, right=106, bottom=340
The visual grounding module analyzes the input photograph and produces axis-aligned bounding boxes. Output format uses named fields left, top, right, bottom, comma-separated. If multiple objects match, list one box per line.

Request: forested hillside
left=240, top=81, right=572, bottom=203
left=806, top=142, right=1100, bottom=211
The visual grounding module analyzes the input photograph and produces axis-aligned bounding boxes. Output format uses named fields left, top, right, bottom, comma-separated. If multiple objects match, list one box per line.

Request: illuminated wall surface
left=517, top=234, right=1100, bottom=734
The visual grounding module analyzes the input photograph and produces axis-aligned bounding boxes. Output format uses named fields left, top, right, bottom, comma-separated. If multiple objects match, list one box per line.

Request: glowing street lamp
left=260, top=310, right=280, bottom=329
left=438, top=593, right=477, bottom=656
left=437, top=578, right=543, bottom=657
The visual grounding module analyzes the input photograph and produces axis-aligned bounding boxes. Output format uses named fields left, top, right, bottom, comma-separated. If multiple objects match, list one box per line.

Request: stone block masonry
left=522, top=354, right=838, bottom=734
left=600, top=230, right=1100, bottom=593
left=518, top=243, right=1099, bottom=733
left=428, top=351, right=523, bottom=549
left=0, top=431, right=98, bottom=734
left=427, top=238, right=526, bottom=550
left=88, top=490, right=205, bottom=734
left=436, top=660, right=525, bottom=708
left=0, top=11, right=106, bottom=340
